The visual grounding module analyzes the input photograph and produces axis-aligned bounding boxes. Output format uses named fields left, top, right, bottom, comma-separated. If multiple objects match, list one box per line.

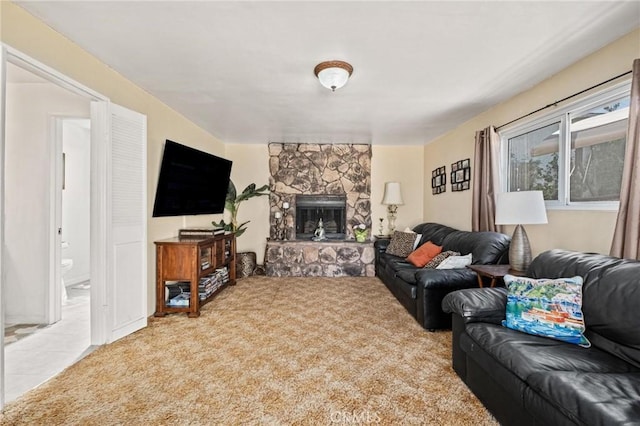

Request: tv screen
left=152, top=140, right=232, bottom=217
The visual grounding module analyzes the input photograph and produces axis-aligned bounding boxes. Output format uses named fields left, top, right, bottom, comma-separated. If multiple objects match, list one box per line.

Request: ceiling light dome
left=314, top=60, right=353, bottom=92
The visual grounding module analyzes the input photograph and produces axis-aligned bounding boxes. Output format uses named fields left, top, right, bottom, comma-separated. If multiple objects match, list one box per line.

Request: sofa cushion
left=385, top=231, right=418, bottom=257
left=529, top=250, right=640, bottom=368
left=412, top=223, right=458, bottom=247
left=465, top=323, right=638, bottom=384
left=406, top=241, right=442, bottom=267
left=503, top=275, right=590, bottom=348
left=525, top=372, right=640, bottom=426
left=442, top=230, right=511, bottom=265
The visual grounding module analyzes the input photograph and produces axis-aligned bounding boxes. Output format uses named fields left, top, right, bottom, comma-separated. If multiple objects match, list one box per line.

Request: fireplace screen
left=295, top=195, right=346, bottom=240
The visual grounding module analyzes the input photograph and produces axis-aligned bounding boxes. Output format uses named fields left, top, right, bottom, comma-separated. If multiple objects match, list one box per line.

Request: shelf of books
left=154, top=232, right=236, bottom=318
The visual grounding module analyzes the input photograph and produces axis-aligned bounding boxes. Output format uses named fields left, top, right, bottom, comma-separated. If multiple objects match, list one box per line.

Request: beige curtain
left=611, top=58, right=640, bottom=260
left=472, top=126, right=500, bottom=232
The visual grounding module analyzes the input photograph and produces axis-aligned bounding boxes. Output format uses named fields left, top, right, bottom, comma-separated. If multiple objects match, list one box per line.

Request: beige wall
left=372, top=145, right=424, bottom=234
left=225, top=144, right=271, bottom=264
left=424, top=28, right=640, bottom=257
left=2, top=3, right=227, bottom=315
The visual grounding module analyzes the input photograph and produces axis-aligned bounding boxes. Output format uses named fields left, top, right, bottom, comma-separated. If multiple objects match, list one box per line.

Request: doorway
left=0, top=47, right=148, bottom=408
left=3, top=63, right=93, bottom=403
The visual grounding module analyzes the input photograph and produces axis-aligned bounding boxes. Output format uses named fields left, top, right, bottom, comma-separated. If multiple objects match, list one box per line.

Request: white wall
left=5, top=81, right=89, bottom=324
left=62, top=119, right=91, bottom=285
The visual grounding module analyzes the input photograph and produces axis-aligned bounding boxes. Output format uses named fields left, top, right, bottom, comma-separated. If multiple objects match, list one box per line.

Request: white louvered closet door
left=105, top=103, right=147, bottom=342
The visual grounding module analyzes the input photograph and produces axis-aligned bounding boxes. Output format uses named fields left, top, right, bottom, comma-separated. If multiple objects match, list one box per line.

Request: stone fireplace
left=266, top=143, right=374, bottom=277
left=268, top=143, right=372, bottom=240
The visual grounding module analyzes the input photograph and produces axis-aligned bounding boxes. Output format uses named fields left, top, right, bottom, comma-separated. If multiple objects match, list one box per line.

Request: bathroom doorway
left=1, top=46, right=148, bottom=408
left=3, top=63, right=92, bottom=402
left=57, top=117, right=92, bottom=316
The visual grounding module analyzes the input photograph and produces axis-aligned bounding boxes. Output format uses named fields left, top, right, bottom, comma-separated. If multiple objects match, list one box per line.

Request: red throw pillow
left=406, top=241, right=443, bottom=267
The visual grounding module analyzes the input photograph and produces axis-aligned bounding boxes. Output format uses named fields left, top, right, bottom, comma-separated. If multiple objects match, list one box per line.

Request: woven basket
left=236, top=251, right=257, bottom=278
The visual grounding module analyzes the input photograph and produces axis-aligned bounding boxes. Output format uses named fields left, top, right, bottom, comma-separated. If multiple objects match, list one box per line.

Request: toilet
left=61, top=242, right=74, bottom=304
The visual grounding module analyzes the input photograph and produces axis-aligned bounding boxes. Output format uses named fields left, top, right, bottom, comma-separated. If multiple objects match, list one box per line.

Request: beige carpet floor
left=0, top=276, right=496, bottom=425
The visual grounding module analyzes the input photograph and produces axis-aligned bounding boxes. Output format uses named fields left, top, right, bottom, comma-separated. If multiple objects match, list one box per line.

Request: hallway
left=4, top=284, right=93, bottom=403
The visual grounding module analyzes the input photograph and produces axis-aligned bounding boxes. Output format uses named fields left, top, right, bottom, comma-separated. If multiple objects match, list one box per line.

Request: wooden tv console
left=154, top=234, right=236, bottom=318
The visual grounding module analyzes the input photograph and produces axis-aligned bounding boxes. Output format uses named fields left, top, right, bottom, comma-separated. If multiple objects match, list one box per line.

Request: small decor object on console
left=378, top=217, right=385, bottom=237
left=431, top=166, right=447, bottom=194
left=451, top=158, right=471, bottom=192
left=353, top=223, right=368, bottom=242
left=503, top=274, right=590, bottom=347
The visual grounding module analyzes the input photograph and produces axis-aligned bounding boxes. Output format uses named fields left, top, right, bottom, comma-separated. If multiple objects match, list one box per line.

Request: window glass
left=507, top=121, right=560, bottom=200
left=569, top=97, right=628, bottom=202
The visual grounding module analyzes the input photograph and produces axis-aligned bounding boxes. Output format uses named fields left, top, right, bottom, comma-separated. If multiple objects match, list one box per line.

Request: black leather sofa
left=442, top=249, right=640, bottom=425
left=374, top=223, right=510, bottom=330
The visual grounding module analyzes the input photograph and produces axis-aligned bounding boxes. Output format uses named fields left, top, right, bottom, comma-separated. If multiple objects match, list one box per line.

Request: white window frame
left=499, top=79, right=632, bottom=211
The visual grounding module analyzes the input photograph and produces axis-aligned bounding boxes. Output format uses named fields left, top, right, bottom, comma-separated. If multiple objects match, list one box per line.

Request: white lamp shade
left=317, top=67, right=350, bottom=91
left=382, top=182, right=404, bottom=205
left=495, top=191, right=548, bottom=225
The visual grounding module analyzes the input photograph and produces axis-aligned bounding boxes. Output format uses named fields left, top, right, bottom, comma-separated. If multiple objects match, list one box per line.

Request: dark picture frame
left=431, top=165, right=447, bottom=194
left=451, top=158, right=471, bottom=191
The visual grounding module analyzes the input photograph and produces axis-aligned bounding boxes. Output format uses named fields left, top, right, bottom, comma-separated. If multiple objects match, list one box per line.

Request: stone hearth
left=266, top=240, right=375, bottom=277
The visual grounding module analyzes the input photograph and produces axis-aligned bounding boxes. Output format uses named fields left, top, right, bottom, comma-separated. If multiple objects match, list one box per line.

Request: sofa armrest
left=441, top=288, right=508, bottom=325
left=373, top=238, right=390, bottom=252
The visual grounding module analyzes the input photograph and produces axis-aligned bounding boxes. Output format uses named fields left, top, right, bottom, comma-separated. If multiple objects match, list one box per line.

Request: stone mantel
left=265, top=239, right=375, bottom=277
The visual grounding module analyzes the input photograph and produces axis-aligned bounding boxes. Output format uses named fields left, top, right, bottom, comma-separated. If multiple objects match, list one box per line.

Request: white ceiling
left=15, top=1, right=640, bottom=145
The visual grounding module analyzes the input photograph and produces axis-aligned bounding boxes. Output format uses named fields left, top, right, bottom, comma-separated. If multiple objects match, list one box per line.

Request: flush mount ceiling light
left=314, top=60, right=353, bottom=92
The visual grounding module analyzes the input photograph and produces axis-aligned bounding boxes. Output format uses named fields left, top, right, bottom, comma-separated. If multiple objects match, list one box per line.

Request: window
left=501, top=82, right=630, bottom=209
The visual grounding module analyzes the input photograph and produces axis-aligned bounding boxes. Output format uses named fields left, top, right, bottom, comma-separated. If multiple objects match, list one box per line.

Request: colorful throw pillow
left=435, top=253, right=472, bottom=269
left=423, top=250, right=460, bottom=269
left=406, top=241, right=443, bottom=267
left=502, top=275, right=590, bottom=348
left=385, top=231, right=418, bottom=257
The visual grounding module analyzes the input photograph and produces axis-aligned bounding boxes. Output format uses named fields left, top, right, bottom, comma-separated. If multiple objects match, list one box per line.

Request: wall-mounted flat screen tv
left=152, top=140, right=232, bottom=217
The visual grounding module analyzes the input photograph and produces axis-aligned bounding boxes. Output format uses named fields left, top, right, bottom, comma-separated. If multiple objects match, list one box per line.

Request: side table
left=466, top=264, right=525, bottom=288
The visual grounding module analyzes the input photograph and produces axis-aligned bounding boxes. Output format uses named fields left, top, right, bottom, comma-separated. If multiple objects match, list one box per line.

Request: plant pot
left=355, top=233, right=368, bottom=243
left=236, top=251, right=257, bottom=279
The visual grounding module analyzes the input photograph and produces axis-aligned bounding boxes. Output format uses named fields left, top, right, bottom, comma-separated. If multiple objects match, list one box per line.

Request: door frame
left=0, top=46, right=117, bottom=409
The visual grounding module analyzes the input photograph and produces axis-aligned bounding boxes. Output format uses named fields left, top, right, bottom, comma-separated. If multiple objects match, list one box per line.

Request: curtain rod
left=496, top=70, right=632, bottom=130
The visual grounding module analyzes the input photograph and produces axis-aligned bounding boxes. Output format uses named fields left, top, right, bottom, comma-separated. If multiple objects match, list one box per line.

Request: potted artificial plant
left=212, top=180, right=269, bottom=277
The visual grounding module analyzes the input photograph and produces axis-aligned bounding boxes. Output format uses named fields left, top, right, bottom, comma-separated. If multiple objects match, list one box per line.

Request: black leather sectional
left=374, top=222, right=510, bottom=330
left=442, top=249, right=640, bottom=425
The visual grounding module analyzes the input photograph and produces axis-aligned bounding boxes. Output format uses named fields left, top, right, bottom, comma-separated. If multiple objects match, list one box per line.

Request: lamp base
left=387, top=204, right=398, bottom=234
left=509, top=224, right=532, bottom=272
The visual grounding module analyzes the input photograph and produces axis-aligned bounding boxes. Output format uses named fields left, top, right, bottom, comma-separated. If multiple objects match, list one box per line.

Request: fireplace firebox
left=295, top=195, right=346, bottom=240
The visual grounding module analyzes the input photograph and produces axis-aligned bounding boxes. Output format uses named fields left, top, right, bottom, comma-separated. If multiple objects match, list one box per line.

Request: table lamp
left=495, top=190, right=548, bottom=272
left=381, top=182, right=404, bottom=234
